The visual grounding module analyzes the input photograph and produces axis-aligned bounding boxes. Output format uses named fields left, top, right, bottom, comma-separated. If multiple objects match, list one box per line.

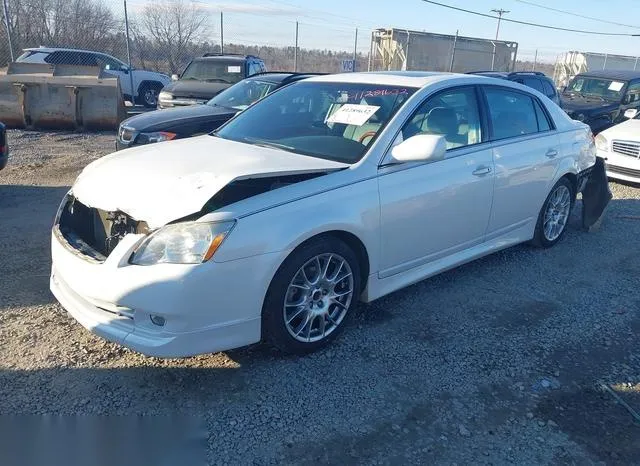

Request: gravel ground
left=1, top=129, right=639, bottom=465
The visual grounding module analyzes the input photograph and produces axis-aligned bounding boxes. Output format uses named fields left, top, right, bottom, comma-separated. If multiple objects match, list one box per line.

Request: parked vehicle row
left=16, top=47, right=171, bottom=108
left=51, top=71, right=602, bottom=358
left=117, top=72, right=320, bottom=150
left=158, top=53, right=267, bottom=109
left=559, top=70, right=640, bottom=135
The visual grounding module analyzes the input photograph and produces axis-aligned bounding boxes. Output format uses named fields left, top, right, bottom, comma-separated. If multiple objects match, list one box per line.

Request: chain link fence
left=1, top=0, right=561, bottom=76
left=0, top=0, right=371, bottom=75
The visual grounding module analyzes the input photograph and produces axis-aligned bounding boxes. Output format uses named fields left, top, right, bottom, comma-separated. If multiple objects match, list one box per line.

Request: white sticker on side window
left=326, top=104, right=380, bottom=126
left=608, top=81, right=624, bottom=91
left=228, top=65, right=242, bottom=73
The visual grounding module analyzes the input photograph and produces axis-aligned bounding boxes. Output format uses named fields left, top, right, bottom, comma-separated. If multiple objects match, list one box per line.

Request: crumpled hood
left=72, top=135, right=348, bottom=228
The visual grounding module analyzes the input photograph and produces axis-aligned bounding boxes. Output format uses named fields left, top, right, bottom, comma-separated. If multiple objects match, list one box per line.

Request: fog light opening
left=150, top=315, right=166, bottom=327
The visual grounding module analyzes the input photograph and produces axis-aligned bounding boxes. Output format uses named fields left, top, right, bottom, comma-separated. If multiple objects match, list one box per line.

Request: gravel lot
left=1, top=129, right=639, bottom=465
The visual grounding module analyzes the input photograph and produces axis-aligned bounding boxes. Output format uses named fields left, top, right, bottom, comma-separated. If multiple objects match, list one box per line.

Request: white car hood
left=72, top=135, right=348, bottom=228
left=601, top=118, right=640, bottom=141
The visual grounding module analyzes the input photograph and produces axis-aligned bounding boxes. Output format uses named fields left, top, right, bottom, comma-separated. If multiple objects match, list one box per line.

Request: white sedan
left=596, top=109, right=640, bottom=184
left=51, top=72, right=597, bottom=357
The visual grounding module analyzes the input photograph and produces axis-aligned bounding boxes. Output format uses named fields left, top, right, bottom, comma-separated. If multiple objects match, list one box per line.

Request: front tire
left=532, top=177, right=574, bottom=248
left=139, top=83, right=162, bottom=108
left=262, top=237, right=361, bottom=354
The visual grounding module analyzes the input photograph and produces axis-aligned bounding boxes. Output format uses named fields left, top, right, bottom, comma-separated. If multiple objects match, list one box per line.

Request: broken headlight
left=130, top=221, right=235, bottom=265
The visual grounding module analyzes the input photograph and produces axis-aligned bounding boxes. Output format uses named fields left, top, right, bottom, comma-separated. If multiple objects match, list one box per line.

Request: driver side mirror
left=390, top=134, right=447, bottom=163
left=622, top=94, right=632, bottom=105
left=171, top=74, right=179, bottom=81
left=624, top=108, right=638, bottom=119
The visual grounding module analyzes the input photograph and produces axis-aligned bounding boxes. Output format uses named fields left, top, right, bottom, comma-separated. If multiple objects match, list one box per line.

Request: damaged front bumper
left=49, top=227, right=270, bottom=357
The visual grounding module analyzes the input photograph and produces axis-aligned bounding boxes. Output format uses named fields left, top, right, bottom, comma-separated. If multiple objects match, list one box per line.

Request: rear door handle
left=546, top=149, right=559, bottom=158
left=472, top=166, right=492, bottom=176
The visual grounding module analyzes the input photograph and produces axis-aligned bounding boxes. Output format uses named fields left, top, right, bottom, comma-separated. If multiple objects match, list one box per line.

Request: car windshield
left=565, top=77, right=626, bottom=101
left=207, top=79, right=277, bottom=110
left=181, top=60, right=244, bottom=83
left=214, top=82, right=416, bottom=163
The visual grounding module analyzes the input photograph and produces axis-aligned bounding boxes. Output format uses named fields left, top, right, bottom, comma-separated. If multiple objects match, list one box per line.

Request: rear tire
left=262, top=237, right=361, bottom=355
left=531, top=177, right=575, bottom=248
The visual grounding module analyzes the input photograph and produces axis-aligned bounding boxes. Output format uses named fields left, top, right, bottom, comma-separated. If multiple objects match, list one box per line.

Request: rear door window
left=484, top=87, right=540, bottom=140
left=541, top=80, right=557, bottom=98
left=521, top=77, right=544, bottom=93
left=44, top=51, right=98, bottom=66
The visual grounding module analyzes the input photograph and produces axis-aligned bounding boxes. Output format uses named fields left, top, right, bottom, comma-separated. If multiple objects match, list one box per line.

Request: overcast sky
left=127, top=0, right=640, bottom=63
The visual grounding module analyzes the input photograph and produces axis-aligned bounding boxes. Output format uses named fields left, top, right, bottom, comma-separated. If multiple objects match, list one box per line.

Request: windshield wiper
left=564, top=90, right=586, bottom=98
left=209, top=103, right=236, bottom=111
left=205, top=78, right=231, bottom=83
left=244, top=138, right=297, bottom=153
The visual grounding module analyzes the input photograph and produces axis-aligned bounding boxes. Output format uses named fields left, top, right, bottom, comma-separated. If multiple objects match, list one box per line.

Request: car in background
left=117, top=72, right=320, bottom=150
left=0, top=122, right=7, bottom=171
left=158, top=54, right=267, bottom=109
left=16, top=47, right=171, bottom=107
left=595, top=108, right=640, bottom=183
left=467, top=71, right=560, bottom=105
left=51, top=71, right=597, bottom=358
left=560, top=70, right=640, bottom=134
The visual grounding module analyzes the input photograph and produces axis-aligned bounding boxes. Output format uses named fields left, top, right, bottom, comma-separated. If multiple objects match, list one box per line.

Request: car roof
left=307, top=71, right=458, bottom=88
left=193, top=55, right=247, bottom=63
left=577, top=69, right=640, bottom=81
left=24, top=47, right=112, bottom=56
left=468, top=71, right=509, bottom=78
left=246, top=72, right=324, bottom=84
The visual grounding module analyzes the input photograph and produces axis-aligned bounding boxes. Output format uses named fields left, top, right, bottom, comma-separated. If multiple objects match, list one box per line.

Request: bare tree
left=139, top=0, right=210, bottom=74
left=1, top=0, right=122, bottom=66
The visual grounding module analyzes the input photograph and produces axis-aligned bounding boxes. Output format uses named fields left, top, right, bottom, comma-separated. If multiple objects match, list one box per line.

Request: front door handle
left=472, top=166, right=492, bottom=176
left=546, top=149, right=559, bottom=158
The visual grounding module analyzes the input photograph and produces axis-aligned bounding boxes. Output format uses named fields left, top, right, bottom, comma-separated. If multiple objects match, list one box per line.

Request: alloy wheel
left=283, top=253, right=354, bottom=343
left=543, top=185, right=571, bottom=242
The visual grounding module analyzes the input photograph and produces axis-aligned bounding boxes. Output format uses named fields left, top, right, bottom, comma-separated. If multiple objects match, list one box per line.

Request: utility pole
left=2, top=0, right=14, bottom=62
left=123, top=0, right=135, bottom=105
left=491, top=8, right=509, bottom=40
left=294, top=21, right=299, bottom=71
left=220, top=12, right=224, bottom=53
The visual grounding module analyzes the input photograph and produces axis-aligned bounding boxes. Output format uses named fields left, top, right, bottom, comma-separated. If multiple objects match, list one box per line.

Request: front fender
left=213, top=178, right=381, bottom=274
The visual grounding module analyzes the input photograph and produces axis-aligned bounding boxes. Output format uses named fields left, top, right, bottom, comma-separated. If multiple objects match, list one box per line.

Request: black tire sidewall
left=262, top=237, right=361, bottom=354
left=533, top=178, right=575, bottom=248
left=139, top=84, right=160, bottom=107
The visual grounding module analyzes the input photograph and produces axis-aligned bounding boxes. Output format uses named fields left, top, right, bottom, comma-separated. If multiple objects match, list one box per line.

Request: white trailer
left=368, top=28, right=518, bottom=73
left=554, top=51, right=640, bottom=89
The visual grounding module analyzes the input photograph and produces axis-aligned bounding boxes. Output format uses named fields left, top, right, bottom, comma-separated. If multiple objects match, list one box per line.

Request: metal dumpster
left=0, top=62, right=126, bottom=130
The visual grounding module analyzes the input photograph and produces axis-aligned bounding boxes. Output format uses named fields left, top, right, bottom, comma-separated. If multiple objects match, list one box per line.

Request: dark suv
left=467, top=71, right=560, bottom=105
left=158, top=53, right=267, bottom=109
left=560, top=70, right=640, bottom=134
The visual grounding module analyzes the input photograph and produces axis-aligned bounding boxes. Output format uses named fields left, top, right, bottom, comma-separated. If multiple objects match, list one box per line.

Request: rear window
left=16, top=51, right=47, bottom=62
left=520, top=77, right=544, bottom=93
left=542, top=80, right=556, bottom=98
